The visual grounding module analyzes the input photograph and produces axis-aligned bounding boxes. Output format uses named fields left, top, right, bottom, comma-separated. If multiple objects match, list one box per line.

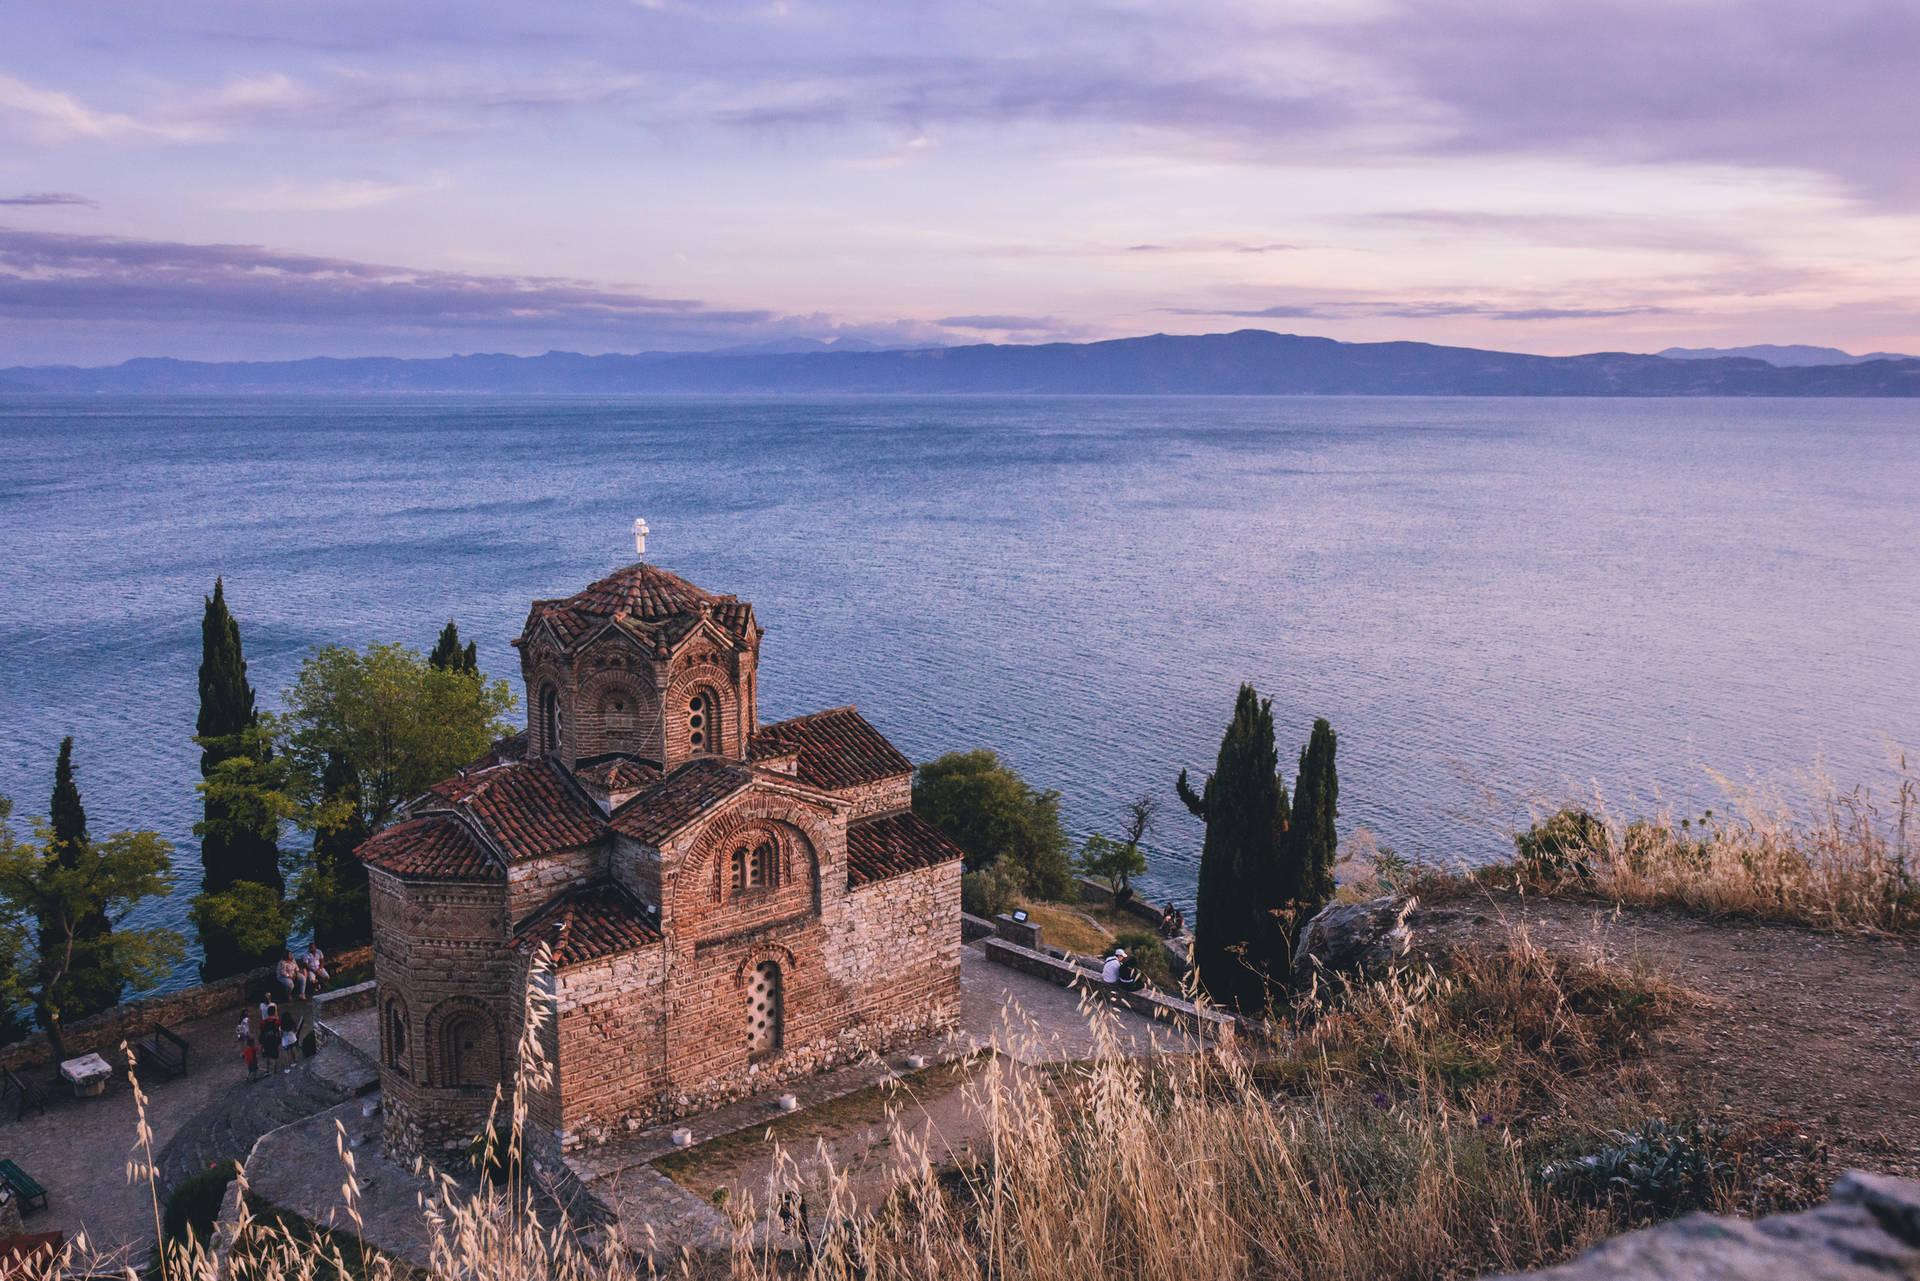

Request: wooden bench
left=0, top=1160, right=47, bottom=1212
left=134, top=1024, right=190, bottom=1079
left=0, top=1069, right=44, bottom=1122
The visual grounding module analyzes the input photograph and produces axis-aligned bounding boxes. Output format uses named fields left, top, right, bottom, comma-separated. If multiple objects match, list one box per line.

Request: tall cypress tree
left=1176, top=684, right=1292, bottom=1011
left=196, top=579, right=284, bottom=979
left=305, top=752, right=372, bottom=951
left=1289, top=718, right=1339, bottom=922
left=43, top=738, right=122, bottom=1019
left=429, top=620, right=478, bottom=675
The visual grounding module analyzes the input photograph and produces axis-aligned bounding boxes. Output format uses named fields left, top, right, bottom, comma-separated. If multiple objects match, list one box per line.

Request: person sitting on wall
left=301, top=942, right=328, bottom=998
left=1160, top=902, right=1180, bottom=937
left=275, top=950, right=300, bottom=1001
left=1115, top=950, right=1145, bottom=992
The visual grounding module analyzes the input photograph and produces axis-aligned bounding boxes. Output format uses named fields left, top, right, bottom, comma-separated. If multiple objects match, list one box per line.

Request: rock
left=1292, top=895, right=1417, bottom=977
left=1494, top=1169, right=1920, bottom=1279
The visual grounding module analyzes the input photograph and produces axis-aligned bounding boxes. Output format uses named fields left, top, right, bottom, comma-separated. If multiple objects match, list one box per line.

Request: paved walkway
left=0, top=993, right=315, bottom=1263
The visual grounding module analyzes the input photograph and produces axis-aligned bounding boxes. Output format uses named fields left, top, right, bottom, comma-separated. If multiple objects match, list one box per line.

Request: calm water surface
left=1, top=395, right=1915, bottom=991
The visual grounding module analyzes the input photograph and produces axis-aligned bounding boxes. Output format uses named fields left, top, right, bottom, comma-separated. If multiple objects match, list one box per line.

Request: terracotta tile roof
left=573, top=755, right=661, bottom=791
left=358, top=814, right=499, bottom=880
left=608, top=758, right=753, bottom=844
left=513, top=881, right=661, bottom=967
left=748, top=707, right=913, bottom=792
left=518, top=562, right=755, bottom=656
left=428, top=759, right=604, bottom=860
left=846, top=811, right=965, bottom=888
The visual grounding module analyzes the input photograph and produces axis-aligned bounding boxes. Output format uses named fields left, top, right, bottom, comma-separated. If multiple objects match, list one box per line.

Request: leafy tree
left=913, top=750, right=1073, bottom=899
left=189, top=881, right=290, bottom=969
left=296, top=752, right=372, bottom=950
left=1176, top=684, right=1291, bottom=1011
left=1288, top=718, right=1340, bottom=921
left=195, top=580, right=285, bottom=980
left=428, top=620, right=479, bottom=675
left=43, top=738, right=121, bottom=1019
left=0, top=793, right=184, bottom=1060
left=280, top=642, right=515, bottom=830
left=1076, top=834, right=1146, bottom=897
left=960, top=863, right=1026, bottom=919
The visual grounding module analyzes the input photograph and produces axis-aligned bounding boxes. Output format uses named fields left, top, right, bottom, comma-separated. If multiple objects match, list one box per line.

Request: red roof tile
left=518, top=562, right=755, bottom=656
left=608, top=758, right=752, bottom=844
left=513, top=882, right=661, bottom=967
left=358, top=814, right=499, bottom=880
left=429, top=759, right=604, bottom=860
left=748, top=707, right=913, bottom=792
left=846, top=811, right=965, bottom=888
left=574, top=755, right=661, bottom=791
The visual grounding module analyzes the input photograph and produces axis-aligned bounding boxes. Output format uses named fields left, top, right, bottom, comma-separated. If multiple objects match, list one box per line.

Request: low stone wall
left=961, top=912, right=997, bottom=942
left=0, top=944, right=373, bottom=1073
left=981, top=937, right=1234, bottom=1041
left=311, top=979, right=378, bottom=1020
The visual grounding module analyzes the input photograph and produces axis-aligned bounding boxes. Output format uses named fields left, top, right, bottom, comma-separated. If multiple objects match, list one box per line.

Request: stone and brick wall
left=548, top=945, right=668, bottom=1147
left=507, top=846, right=604, bottom=922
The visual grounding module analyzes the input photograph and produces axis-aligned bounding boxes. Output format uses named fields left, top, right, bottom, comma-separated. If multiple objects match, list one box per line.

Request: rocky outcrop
left=1499, top=1170, right=1920, bottom=1279
left=1292, top=895, right=1417, bottom=977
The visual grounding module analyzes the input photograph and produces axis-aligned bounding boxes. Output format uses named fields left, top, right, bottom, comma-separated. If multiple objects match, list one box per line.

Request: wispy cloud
left=1165, top=300, right=1675, bottom=322
left=0, top=192, right=96, bottom=207
left=220, top=177, right=446, bottom=212
left=0, top=74, right=207, bottom=144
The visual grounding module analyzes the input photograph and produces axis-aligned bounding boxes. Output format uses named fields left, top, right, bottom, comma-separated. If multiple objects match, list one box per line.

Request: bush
left=1541, top=1118, right=1730, bottom=1220
left=163, top=1160, right=240, bottom=1246
left=914, top=750, right=1074, bottom=898
left=1110, top=930, right=1176, bottom=988
left=1514, top=807, right=1607, bottom=880
left=962, top=864, right=1026, bottom=919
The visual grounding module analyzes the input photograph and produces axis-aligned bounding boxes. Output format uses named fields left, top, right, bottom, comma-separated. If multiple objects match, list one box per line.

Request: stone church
left=357, top=539, right=965, bottom=1157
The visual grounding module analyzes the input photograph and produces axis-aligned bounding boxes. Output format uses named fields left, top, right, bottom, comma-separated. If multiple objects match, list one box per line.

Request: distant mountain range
left=7, top=330, right=1920, bottom=396
left=1656, top=344, right=1915, bottom=366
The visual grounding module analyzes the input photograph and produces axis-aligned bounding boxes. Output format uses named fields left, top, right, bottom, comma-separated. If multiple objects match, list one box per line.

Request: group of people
left=275, top=943, right=330, bottom=1001
left=236, top=998, right=299, bottom=1079
left=1158, top=901, right=1186, bottom=938
left=234, top=943, right=329, bottom=1079
left=1100, top=947, right=1145, bottom=992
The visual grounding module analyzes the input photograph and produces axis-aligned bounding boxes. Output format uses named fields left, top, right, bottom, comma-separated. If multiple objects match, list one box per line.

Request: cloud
left=0, top=74, right=207, bottom=144
left=936, top=314, right=1060, bottom=330
left=0, top=192, right=96, bottom=207
left=220, top=177, right=446, bottom=212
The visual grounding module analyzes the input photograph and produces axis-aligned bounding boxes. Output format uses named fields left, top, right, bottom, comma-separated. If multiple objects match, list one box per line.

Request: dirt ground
left=1412, top=888, right=1920, bottom=1178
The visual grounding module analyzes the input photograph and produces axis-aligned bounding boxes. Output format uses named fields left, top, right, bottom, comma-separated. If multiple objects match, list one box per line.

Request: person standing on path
left=242, top=1038, right=258, bottom=1081
left=260, top=1004, right=281, bottom=1071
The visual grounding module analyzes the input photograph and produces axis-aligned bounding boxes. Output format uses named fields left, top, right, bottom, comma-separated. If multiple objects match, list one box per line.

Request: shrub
left=162, top=1160, right=240, bottom=1246
left=1514, top=807, right=1607, bottom=879
left=961, top=863, right=1026, bottom=918
left=1541, top=1118, right=1730, bottom=1220
left=914, top=749, right=1073, bottom=897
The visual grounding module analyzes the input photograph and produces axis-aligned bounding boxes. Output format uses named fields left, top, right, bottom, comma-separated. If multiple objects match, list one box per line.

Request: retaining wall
left=980, top=937, right=1234, bottom=1041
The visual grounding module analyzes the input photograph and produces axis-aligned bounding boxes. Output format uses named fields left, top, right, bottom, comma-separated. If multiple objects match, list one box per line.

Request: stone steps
left=156, top=1047, right=364, bottom=1195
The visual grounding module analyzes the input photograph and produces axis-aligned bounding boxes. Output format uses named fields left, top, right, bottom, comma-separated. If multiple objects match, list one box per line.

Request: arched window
left=746, top=961, right=783, bottom=1057
left=542, top=685, right=562, bottom=756
left=729, top=839, right=777, bottom=893
left=383, top=997, right=410, bottom=1078
left=687, top=691, right=710, bottom=752
left=444, top=1013, right=500, bottom=1089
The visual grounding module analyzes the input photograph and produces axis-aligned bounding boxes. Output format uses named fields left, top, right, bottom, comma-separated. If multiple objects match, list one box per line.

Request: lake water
left=1, top=395, right=1916, bottom=992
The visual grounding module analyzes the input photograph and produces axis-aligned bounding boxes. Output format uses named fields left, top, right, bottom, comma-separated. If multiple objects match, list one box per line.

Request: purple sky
left=3, top=0, right=1917, bottom=365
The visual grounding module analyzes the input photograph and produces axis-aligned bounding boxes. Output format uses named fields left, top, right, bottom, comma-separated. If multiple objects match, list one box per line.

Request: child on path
left=242, top=1038, right=258, bottom=1080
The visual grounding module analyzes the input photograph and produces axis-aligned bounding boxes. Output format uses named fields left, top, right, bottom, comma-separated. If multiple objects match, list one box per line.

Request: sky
left=3, top=0, right=1919, bottom=365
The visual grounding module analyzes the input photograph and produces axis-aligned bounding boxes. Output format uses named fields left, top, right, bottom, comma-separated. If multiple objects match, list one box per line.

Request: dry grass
left=22, top=934, right=1800, bottom=1281
left=1011, top=902, right=1115, bottom=957
left=1491, top=757, right=1920, bottom=935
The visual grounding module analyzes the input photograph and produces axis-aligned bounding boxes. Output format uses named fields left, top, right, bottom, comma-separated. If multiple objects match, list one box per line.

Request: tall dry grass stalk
left=1504, top=755, right=1919, bottom=934
left=31, top=938, right=1702, bottom=1281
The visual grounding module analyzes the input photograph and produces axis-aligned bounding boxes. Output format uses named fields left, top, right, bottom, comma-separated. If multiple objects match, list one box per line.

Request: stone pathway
left=243, top=1099, right=439, bottom=1268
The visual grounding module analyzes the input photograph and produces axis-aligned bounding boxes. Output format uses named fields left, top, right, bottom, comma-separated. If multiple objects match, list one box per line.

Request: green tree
left=0, top=793, right=184, bottom=1060
left=280, top=642, right=516, bottom=830
left=1176, top=684, right=1292, bottom=1011
left=195, top=580, right=286, bottom=980
left=41, top=738, right=121, bottom=1019
left=1077, top=834, right=1147, bottom=897
left=913, top=750, right=1073, bottom=899
left=1288, top=718, right=1340, bottom=921
left=296, top=752, right=372, bottom=950
left=428, top=620, right=479, bottom=675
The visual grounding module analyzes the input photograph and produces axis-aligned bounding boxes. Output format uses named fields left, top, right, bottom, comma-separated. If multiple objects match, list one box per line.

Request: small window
left=730, top=840, right=775, bottom=892
left=542, top=686, right=562, bottom=756
left=746, top=961, right=783, bottom=1056
left=689, top=694, right=706, bottom=749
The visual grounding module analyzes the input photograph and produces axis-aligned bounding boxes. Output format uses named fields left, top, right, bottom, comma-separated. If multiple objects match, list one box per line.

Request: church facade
left=357, top=553, right=965, bottom=1158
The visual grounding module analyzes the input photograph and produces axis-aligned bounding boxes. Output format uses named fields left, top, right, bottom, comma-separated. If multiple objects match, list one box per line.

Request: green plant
left=1110, top=929, right=1176, bottom=987
left=1541, top=1118, right=1730, bottom=1220
left=163, top=1160, right=240, bottom=1246
left=914, top=750, right=1073, bottom=897
left=1514, top=807, right=1608, bottom=880
left=961, top=863, right=1026, bottom=918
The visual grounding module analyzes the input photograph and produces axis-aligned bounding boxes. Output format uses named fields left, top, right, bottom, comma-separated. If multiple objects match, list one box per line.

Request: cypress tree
left=44, top=738, right=122, bottom=1018
left=196, top=579, right=284, bottom=979
left=1176, top=684, right=1292, bottom=1011
left=429, top=620, right=478, bottom=675
left=306, top=752, right=372, bottom=951
left=1289, top=718, right=1339, bottom=921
